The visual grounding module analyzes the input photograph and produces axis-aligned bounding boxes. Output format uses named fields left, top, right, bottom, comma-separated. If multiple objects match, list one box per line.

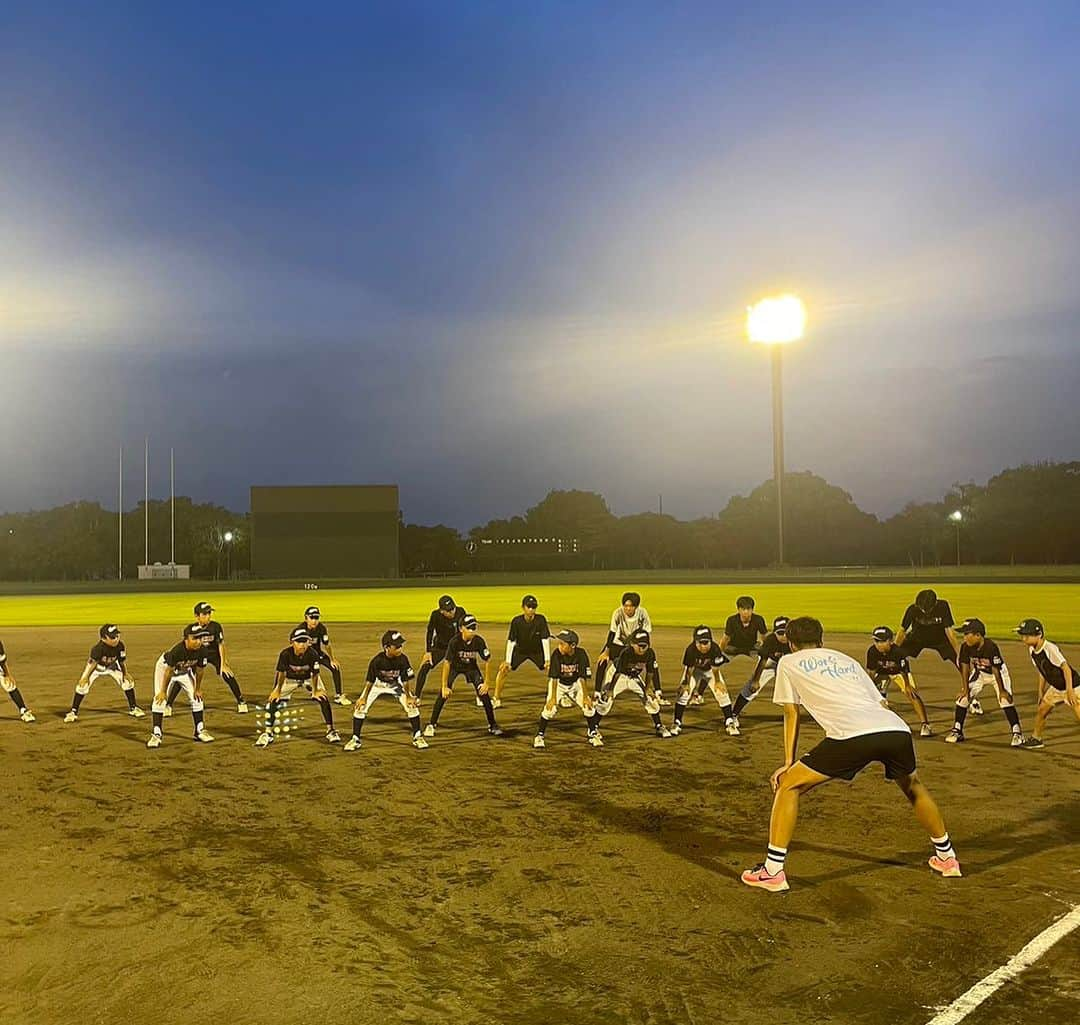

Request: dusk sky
left=2, top=2, right=1079, bottom=528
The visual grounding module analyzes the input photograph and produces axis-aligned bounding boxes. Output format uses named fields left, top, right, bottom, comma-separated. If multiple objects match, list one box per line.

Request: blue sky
left=2, top=2, right=1078, bottom=526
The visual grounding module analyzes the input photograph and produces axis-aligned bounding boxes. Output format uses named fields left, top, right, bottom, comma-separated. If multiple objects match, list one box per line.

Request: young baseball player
left=345, top=630, right=428, bottom=750
left=1015, top=619, right=1080, bottom=749
left=729, top=616, right=792, bottom=728
left=414, top=595, right=467, bottom=702
left=946, top=618, right=1024, bottom=746
left=147, top=624, right=214, bottom=748
left=492, top=594, right=551, bottom=708
left=713, top=597, right=769, bottom=705
left=866, top=626, right=932, bottom=737
left=64, top=624, right=146, bottom=721
left=0, top=639, right=35, bottom=723
left=423, top=615, right=503, bottom=737
left=596, top=592, right=668, bottom=705
left=297, top=606, right=349, bottom=705
left=594, top=629, right=672, bottom=739
left=895, top=586, right=963, bottom=671
left=672, top=625, right=735, bottom=736
left=166, top=602, right=248, bottom=714
left=533, top=629, right=602, bottom=748
left=741, top=617, right=960, bottom=893
left=255, top=626, right=341, bottom=748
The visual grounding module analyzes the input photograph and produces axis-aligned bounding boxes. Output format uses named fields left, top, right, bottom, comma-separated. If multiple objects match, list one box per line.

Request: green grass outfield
left=2, top=582, right=1079, bottom=640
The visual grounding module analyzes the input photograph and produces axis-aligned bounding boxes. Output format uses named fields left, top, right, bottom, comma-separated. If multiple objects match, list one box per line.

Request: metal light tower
left=747, top=295, right=807, bottom=566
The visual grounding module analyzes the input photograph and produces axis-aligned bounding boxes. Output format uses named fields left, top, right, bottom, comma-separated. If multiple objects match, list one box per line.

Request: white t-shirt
left=774, top=647, right=910, bottom=740
left=609, top=606, right=652, bottom=646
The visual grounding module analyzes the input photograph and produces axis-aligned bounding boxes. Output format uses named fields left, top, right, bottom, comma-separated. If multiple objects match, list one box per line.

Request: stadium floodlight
left=950, top=511, right=963, bottom=566
left=746, top=295, right=807, bottom=565
left=949, top=511, right=963, bottom=522
left=223, top=530, right=235, bottom=543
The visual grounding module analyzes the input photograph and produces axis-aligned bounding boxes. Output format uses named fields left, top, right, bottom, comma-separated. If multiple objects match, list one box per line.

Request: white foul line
left=926, top=904, right=1080, bottom=1025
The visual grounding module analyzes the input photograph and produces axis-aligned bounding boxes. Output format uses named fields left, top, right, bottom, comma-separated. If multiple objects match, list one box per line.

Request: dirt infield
left=2, top=623, right=1077, bottom=1025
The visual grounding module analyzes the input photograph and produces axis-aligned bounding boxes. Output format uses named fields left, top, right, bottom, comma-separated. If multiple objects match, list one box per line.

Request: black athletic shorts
left=446, top=667, right=484, bottom=690
left=724, top=647, right=761, bottom=660
left=510, top=649, right=545, bottom=671
left=900, top=636, right=956, bottom=662
left=801, top=730, right=916, bottom=781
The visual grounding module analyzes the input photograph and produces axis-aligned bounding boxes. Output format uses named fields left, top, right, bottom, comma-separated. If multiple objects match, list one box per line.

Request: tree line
left=2, top=462, right=1078, bottom=580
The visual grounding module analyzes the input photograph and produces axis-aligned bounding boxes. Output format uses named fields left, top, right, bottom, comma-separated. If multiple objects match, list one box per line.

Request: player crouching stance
left=946, top=618, right=1024, bottom=746
left=728, top=616, right=792, bottom=732
left=672, top=625, right=736, bottom=736
left=148, top=624, right=214, bottom=748
left=65, top=624, right=145, bottom=722
left=423, top=615, right=504, bottom=738
left=1015, top=619, right=1079, bottom=749
left=345, top=630, right=428, bottom=750
left=534, top=630, right=602, bottom=749
left=256, top=627, right=341, bottom=748
left=595, top=629, right=672, bottom=739
left=741, top=617, right=960, bottom=893
left=866, top=626, right=931, bottom=737
left=0, top=639, right=35, bottom=723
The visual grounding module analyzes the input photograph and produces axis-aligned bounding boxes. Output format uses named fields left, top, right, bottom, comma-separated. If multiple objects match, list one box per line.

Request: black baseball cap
left=382, top=630, right=406, bottom=648
left=1015, top=618, right=1044, bottom=637
left=693, top=625, right=712, bottom=643
left=555, top=629, right=579, bottom=646
left=193, top=601, right=214, bottom=615
left=522, top=594, right=539, bottom=609
left=773, top=616, right=790, bottom=633
left=304, top=606, right=320, bottom=618
left=438, top=595, right=456, bottom=611
left=183, top=623, right=212, bottom=639
left=290, top=626, right=312, bottom=643
left=957, top=617, right=986, bottom=636
left=461, top=614, right=478, bottom=630
left=631, top=629, right=650, bottom=646
left=99, top=624, right=121, bottom=639
left=872, top=625, right=895, bottom=642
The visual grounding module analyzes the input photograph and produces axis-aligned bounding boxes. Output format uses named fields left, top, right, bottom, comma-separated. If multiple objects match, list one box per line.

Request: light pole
left=949, top=511, right=962, bottom=566
left=223, top=530, right=235, bottom=580
left=747, top=295, right=807, bottom=565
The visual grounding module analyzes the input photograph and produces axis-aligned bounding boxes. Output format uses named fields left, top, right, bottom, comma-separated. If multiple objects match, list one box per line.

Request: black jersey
left=0, top=639, right=7, bottom=670
left=366, top=652, right=415, bottom=689
left=901, top=600, right=954, bottom=639
left=1029, top=641, right=1073, bottom=691
left=199, top=620, right=225, bottom=657
left=614, top=645, right=660, bottom=684
left=866, top=644, right=910, bottom=679
left=446, top=633, right=490, bottom=674
left=724, top=613, right=768, bottom=651
left=162, top=640, right=208, bottom=675
left=297, top=621, right=331, bottom=654
left=508, top=613, right=550, bottom=655
left=958, top=638, right=1006, bottom=676
left=425, top=608, right=467, bottom=653
left=549, top=647, right=592, bottom=686
left=682, top=640, right=728, bottom=672
left=89, top=641, right=127, bottom=672
left=757, top=632, right=792, bottom=667
left=276, top=645, right=321, bottom=682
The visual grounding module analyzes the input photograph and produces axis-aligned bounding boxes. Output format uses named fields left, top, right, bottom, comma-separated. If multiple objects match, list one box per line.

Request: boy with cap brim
left=946, top=619, right=1025, bottom=746
left=533, top=630, right=602, bottom=748
left=672, top=626, right=736, bottom=736
left=0, top=639, right=35, bottom=724
left=255, top=627, right=341, bottom=748
left=147, top=624, right=215, bottom=748
left=423, top=616, right=503, bottom=737
left=415, top=595, right=467, bottom=702
left=166, top=602, right=248, bottom=714
left=345, top=631, right=428, bottom=750
left=296, top=606, right=350, bottom=705
left=595, top=629, right=672, bottom=739
left=65, top=624, right=145, bottom=723
left=1015, top=619, right=1080, bottom=749
left=492, top=594, right=551, bottom=709
left=728, top=616, right=792, bottom=732
left=866, top=626, right=932, bottom=737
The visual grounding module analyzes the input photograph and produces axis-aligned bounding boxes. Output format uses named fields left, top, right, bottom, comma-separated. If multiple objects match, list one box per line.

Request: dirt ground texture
left=2, top=622, right=1077, bottom=1025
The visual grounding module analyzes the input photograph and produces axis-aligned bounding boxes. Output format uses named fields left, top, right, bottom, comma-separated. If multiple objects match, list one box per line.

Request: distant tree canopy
left=4, top=462, right=1079, bottom=580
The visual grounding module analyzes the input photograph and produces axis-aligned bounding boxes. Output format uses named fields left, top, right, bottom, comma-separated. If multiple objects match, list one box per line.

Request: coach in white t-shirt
left=741, top=616, right=961, bottom=893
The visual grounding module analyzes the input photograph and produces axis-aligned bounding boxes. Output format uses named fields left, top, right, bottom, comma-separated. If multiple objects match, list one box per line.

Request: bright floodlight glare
left=223, top=530, right=235, bottom=543
left=747, top=294, right=807, bottom=344
left=950, top=511, right=963, bottom=522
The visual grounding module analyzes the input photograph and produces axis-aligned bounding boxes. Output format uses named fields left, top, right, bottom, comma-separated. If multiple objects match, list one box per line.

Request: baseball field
left=2, top=583, right=1078, bottom=1025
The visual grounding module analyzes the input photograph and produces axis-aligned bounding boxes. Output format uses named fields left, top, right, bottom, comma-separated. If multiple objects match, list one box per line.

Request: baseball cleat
left=725, top=718, right=741, bottom=736
left=19, top=709, right=36, bottom=723
left=928, top=855, right=962, bottom=878
left=587, top=733, right=604, bottom=748
left=655, top=724, right=672, bottom=739
left=129, top=706, right=146, bottom=718
left=689, top=693, right=705, bottom=706
left=412, top=734, right=430, bottom=750
left=656, top=694, right=672, bottom=708
left=488, top=725, right=505, bottom=737
left=1010, top=731, right=1025, bottom=747
left=332, top=694, right=351, bottom=706
left=1020, top=736, right=1045, bottom=749
left=533, top=735, right=546, bottom=749
left=919, top=723, right=933, bottom=737
left=326, top=729, right=342, bottom=744
left=944, top=727, right=964, bottom=743
left=64, top=710, right=79, bottom=723
left=343, top=736, right=361, bottom=751
left=146, top=732, right=162, bottom=749
left=741, top=864, right=789, bottom=892
left=969, top=699, right=984, bottom=715
left=670, top=721, right=683, bottom=736
left=193, top=730, right=215, bottom=743
left=423, top=724, right=436, bottom=737
left=236, top=702, right=249, bottom=713
left=255, top=731, right=274, bottom=748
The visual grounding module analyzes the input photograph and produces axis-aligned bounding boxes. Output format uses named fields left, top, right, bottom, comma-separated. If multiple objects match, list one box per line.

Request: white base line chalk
left=926, top=904, right=1080, bottom=1025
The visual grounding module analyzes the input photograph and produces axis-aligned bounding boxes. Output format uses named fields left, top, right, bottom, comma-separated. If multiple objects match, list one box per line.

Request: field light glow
left=746, top=295, right=807, bottom=344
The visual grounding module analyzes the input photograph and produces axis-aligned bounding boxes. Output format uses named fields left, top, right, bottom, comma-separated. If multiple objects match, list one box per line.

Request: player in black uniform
left=64, top=624, right=146, bottom=722
left=422, top=615, right=503, bottom=737
left=896, top=586, right=962, bottom=670
left=255, top=626, right=341, bottom=747
left=866, top=626, right=932, bottom=737
left=1015, top=618, right=1080, bottom=749
left=0, top=639, right=35, bottom=723
left=946, top=618, right=1025, bottom=746
left=729, top=616, right=791, bottom=731
left=345, top=630, right=428, bottom=750
left=672, top=625, right=735, bottom=735
left=533, top=629, right=602, bottom=749
left=165, top=602, right=248, bottom=715
left=147, top=623, right=214, bottom=748
left=716, top=597, right=769, bottom=702
left=595, top=629, right=672, bottom=739
left=414, top=595, right=467, bottom=702
left=297, top=606, right=349, bottom=705
left=492, top=595, right=551, bottom=708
